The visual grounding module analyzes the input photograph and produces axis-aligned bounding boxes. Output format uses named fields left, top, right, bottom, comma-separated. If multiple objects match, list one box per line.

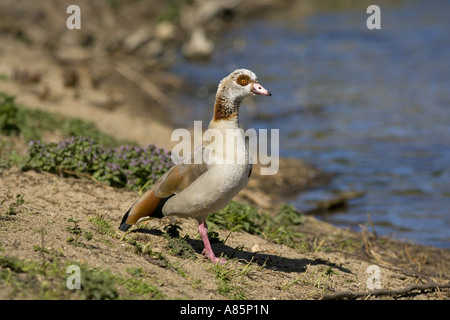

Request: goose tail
left=119, top=189, right=166, bottom=231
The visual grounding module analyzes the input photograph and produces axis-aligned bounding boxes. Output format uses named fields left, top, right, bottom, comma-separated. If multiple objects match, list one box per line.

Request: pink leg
left=198, top=221, right=226, bottom=265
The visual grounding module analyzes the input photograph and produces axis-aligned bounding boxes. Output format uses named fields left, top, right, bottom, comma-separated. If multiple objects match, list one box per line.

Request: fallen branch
left=305, top=190, right=365, bottom=215
left=59, top=168, right=108, bottom=188
left=321, top=283, right=450, bottom=300
left=114, top=59, right=169, bottom=105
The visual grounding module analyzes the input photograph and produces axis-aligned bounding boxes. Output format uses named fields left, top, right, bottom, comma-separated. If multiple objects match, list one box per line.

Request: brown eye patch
left=236, top=74, right=250, bottom=86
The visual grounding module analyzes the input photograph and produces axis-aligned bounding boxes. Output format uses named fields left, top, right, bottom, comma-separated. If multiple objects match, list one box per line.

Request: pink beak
left=252, top=82, right=271, bottom=96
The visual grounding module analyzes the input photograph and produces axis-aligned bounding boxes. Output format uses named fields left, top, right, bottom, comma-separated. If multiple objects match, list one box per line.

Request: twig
left=321, top=283, right=450, bottom=300
left=114, top=59, right=168, bottom=105
left=366, top=213, right=378, bottom=238
left=60, top=168, right=107, bottom=188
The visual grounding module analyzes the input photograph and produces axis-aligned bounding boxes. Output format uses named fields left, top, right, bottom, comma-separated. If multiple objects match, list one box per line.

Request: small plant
left=313, top=266, right=339, bottom=292
left=118, top=277, right=166, bottom=299
left=79, top=267, right=119, bottom=300
left=61, top=118, right=128, bottom=148
left=163, top=224, right=197, bottom=260
left=66, top=218, right=83, bottom=236
left=88, top=214, right=117, bottom=238
left=123, top=234, right=188, bottom=278
left=33, top=245, right=50, bottom=254
left=163, top=224, right=182, bottom=238
left=126, top=266, right=144, bottom=277
left=274, top=204, right=303, bottom=225
left=66, top=218, right=92, bottom=247
left=208, top=260, right=252, bottom=300
left=208, top=201, right=305, bottom=248
left=0, top=92, right=59, bottom=142
left=4, top=194, right=25, bottom=216
left=0, top=93, right=21, bottom=135
left=0, top=92, right=135, bottom=145
left=24, top=136, right=173, bottom=191
left=0, top=253, right=169, bottom=299
left=207, top=230, right=224, bottom=244
left=207, top=201, right=262, bottom=234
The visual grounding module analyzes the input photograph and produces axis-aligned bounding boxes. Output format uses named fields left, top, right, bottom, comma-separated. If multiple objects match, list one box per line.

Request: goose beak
left=251, top=82, right=271, bottom=96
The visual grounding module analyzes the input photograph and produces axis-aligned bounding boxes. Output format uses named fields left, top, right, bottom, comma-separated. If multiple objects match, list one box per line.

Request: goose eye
left=236, top=75, right=249, bottom=86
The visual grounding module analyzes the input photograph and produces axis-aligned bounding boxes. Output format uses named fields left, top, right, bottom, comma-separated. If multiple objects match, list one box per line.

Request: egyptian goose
left=119, top=69, right=271, bottom=264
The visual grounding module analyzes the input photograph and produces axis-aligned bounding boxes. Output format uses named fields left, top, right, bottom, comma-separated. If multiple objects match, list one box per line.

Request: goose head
left=213, top=69, right=271, bottom=122
left=220, top=69, right=271, bottom=100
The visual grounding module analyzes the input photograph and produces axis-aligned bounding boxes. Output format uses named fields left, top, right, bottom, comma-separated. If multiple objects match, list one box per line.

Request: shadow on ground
left=130, top=228, right=353, bottom=274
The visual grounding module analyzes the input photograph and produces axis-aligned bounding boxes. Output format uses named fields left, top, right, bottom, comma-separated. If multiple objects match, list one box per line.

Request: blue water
left=170, top=1, right=450, bottom=248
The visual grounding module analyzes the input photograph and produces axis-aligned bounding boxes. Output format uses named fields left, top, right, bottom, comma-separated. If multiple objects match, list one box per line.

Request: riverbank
left=1, top=165, right=449, bottom=300
left=1, top=0, right=449, bottom=300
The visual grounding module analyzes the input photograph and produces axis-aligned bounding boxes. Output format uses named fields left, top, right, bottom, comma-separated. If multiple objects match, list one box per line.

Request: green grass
left=208, top=201, right=305, bottom=248
left=88, top=214, right=118, bottom=239
left=23, top=136, right=172, bottom=190
left=0, top=92, right=133, bottom=147
left=0, top=94, right=172, bottom=190
left=0, top=254, right=167, bottom=299
left=66, top=218, right=93, bottom=248
left=117, top=276, right=166, bottom=299
left=0, top=92, right=175, bottom=190
left=163, top=224, right=197, bottom=260
left=208, top=259, right=256, bottom=299
left=122, top=230, right=189, bottom=278
left=2, top=193, right=25, bottom=216
left=0, top=93, right=21, bottom=136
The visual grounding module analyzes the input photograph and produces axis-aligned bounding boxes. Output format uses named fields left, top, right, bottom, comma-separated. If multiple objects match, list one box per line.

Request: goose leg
left=198, top=221, right=226, bottom=265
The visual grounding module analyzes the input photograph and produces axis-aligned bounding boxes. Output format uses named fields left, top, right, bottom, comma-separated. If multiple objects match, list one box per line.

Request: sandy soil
left=1, top=167, right=449, bottom=300
left=1, top=0, right=449, bottom=300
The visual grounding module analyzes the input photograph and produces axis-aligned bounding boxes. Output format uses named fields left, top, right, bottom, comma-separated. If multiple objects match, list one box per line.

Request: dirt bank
left=1, top=167, right=449, bottom=300
left=1, top=0, right=449, bottom=300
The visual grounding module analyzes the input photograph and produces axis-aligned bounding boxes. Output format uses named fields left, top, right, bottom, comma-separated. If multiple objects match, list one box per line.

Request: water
left=170, top=1, right=450, bottom=248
